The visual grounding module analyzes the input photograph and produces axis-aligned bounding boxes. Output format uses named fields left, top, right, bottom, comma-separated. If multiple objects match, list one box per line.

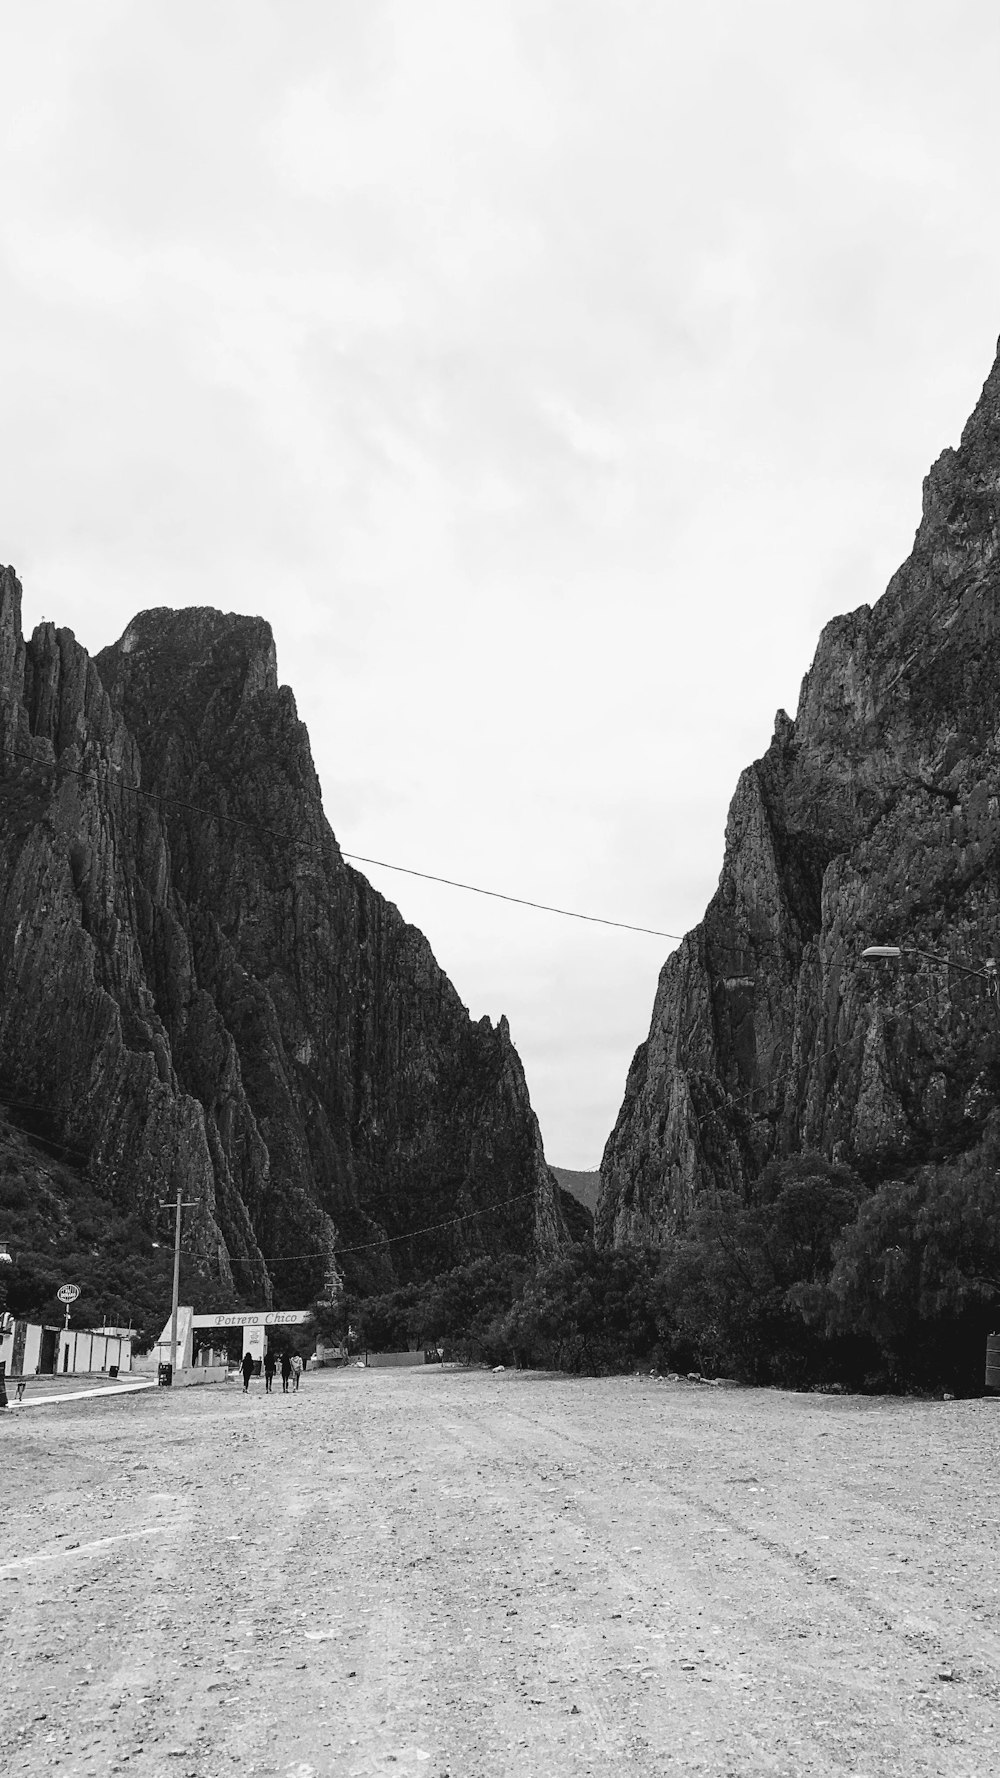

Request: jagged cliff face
left=0, top=583, right=567, bottom=1305
left=599, top=342, right=1000, bottom=1246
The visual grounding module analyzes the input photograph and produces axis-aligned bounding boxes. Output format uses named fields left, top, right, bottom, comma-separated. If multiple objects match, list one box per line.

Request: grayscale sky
left=3, top=1, right=1000, bottom=1167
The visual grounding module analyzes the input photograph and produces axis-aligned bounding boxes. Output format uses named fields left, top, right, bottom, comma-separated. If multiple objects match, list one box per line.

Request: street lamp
left=861, top=945, right=999, bottom=1007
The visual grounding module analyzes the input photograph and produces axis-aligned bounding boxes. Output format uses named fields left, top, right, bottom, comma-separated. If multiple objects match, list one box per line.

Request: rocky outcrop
left=550, top=1167, right=600, bottom=1219
left=599, top=341, right=1000, bottom=1245
left=0, top=582, right=568, bottom=1305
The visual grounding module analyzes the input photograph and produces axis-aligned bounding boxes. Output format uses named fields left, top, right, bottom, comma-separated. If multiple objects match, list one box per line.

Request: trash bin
left=108, top=1364, right=119, bottom=1380
left=158, top=1362, right=172, bottom=1387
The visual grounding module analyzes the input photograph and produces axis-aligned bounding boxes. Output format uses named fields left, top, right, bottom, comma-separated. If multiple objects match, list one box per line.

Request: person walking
left=241, top=1350, right=254, bottom=1393
left=280, top=1351, right=292, bottom=1394
left=263, top=1350, right=276, bottom=1394
left=291, top=1352, right=303, bottom=1392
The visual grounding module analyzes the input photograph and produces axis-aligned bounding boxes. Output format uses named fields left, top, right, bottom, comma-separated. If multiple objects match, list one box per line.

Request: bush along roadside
left=339, top=1134, right=1000, bottom=1394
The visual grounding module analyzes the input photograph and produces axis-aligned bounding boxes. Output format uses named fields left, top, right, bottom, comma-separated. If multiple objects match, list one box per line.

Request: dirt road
left=1, top=1368, right=998, bottom=1777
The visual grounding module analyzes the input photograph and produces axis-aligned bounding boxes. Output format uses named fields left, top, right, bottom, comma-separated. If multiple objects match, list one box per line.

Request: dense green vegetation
left=334, top=1133, right=1000, bottom=1396
left=0, top=1101, right=240, bottom=1349
left=813, top=1122, right=1000, bottom=1394
left=3, top=1079, right=996, bottom=1394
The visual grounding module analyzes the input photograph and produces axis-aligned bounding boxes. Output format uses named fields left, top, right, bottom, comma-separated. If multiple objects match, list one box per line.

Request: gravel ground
left=1, top=1367, right=998, bottom=1778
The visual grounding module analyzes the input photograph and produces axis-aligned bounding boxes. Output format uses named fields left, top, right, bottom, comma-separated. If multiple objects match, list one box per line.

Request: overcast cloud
left=3, top=1, right=1000, bottom=1166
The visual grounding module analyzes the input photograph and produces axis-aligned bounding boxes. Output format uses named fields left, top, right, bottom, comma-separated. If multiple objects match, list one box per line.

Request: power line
left=2, top=744, right=680, bottom=941
left=326, top=975, right=971, bottom=1254
left=259, top=1188, right=539, bottom=1264
left=14, top=742, right=986, bottom=1257
left=14, top=966, right=981, bottom=1279
left=0, top=743, right=611, bottom=1261
left=340, top=852, right=682, bottom=939
left=168, top=973, right=1000, bottom=1274
left=238, top=978, right=948, bottom=1268
left=685, top=968, right=994, bottom=1146
left=0, top=1090, right=92, bottom=1165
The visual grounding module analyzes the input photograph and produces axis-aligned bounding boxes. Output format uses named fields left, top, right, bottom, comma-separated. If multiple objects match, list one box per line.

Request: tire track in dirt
left=334, top=1378, right=628, bottom=1777
left=3, top=1370, right=999, bottom=1778
left=490, top=1384, right=1000, bottom=1697
left=461, top=1380, right=999, bottom=1776
left=414, top=1389, right=801, bottom=1777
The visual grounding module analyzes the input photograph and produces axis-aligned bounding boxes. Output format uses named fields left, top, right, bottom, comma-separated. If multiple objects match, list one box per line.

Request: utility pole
left=159, top=1188, right=198, bottom=1383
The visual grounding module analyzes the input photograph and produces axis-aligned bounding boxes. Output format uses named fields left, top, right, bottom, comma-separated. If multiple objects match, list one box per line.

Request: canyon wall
left=0, top=579, right=569, bottom=1305
left=599, top=342, right=1000, bottom=1243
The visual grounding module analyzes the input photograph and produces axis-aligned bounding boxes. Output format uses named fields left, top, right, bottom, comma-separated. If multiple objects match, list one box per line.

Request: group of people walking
left=240, top=1349, right=303, bottom=1393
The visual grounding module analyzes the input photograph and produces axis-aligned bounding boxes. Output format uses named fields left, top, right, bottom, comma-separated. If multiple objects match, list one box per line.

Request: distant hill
left=551, top=1168, right=601, bottom=1217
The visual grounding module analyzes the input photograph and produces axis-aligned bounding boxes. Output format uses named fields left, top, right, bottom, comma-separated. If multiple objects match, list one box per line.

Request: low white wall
left=173, top=1365, right=229, bottom=1387
left=132, top=1357, right=229, bottom=1386
left=57, top=1330, right=132, bottom=1375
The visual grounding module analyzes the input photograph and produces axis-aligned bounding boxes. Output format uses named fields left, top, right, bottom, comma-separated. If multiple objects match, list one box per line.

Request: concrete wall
left=146, top=1306, right=194, bottom=1371
left=3, top=1323, right=134, bottom=1377
left=57, top=1330, right=131, bottom=1375
left=171, top=1364, right=229, bottom=1387
left=365, top=1351, right=428, bottom=1368
left=2, top=1322, right=59, bottom=1376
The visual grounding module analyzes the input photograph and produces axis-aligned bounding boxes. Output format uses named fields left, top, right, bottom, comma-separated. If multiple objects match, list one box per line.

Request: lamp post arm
left=899, top=947, right=992, bottom=983
left=862, top=943, right=1000, bottom=1014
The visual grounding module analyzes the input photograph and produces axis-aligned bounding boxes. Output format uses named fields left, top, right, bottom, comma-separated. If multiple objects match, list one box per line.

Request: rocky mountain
left=0, top=575, right=571, bottom=1317
left=550, top=1167, right=600, bottom=1220
left=599, top=340, right=1000, bottom=1245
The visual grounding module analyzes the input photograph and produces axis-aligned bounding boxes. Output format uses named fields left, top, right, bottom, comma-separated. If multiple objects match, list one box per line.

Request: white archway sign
left=151, top=1308, right=312, bottom=1370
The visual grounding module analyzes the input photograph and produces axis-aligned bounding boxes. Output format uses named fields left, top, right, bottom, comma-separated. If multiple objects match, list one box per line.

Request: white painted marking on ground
left=7, top=1380, right=157, bottom=1409
left=0, top=1523, right=176, bottom=1572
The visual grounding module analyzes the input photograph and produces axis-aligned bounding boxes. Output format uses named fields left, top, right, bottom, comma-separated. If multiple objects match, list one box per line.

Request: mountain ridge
left=0, top=575, right=570, bottom=1326
left=599, top=338, right=1000, bottom=1242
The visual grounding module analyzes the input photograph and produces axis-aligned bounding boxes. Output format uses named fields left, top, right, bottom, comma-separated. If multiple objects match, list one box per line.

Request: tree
left=658, top=1155, right=865, bottom=1384
left=352, top=1282, right=424, bottom=1353
left=498, top=1244, right=664, bottom=1374
left=419, top=1257, right=524, bottom=1363
left=819, top=1120, right=1000, bottom=1392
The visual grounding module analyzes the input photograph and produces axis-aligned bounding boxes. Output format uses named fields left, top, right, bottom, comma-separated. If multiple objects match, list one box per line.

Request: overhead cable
left=4, top=745, right=681, bottom=941
left=254, top=973, right=996, bottom=1267
left=259, top=1188, right=539, bottom=1265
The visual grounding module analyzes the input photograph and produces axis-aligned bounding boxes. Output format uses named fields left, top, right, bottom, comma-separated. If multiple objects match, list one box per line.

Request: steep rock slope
left=599, top=341, right=1000, bottom=1244
left=550, top=1167, right=600, bottom=1219
left=0, top=579, right=568, bottom=1306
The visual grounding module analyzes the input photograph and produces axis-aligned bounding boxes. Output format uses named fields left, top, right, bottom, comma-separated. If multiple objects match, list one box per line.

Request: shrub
left=818, top=1119, right=1000, bottom=1393
left=497, top=1243, right=665, bottom=1374
left=658, top=1155, right=866, bottom=1385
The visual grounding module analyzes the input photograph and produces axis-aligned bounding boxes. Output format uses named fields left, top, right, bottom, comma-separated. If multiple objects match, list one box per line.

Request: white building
left=1, top=1318, right=132, bottom=1378
left=57, top=1326, right=132, bottom=1376
left=0, top=1318, right=59, bottom=1376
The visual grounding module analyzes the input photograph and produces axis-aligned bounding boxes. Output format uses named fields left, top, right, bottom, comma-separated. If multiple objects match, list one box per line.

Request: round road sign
left=57, top=1284, right=81, bottom=1304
